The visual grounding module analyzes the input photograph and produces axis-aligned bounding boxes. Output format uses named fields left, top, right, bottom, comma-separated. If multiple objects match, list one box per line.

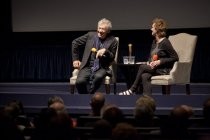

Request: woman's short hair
left=152, top=18, right=167, bottom=38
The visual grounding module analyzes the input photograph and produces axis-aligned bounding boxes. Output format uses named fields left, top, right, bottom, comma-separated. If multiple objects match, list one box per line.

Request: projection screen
left=12, top=0, right=210, bottom=32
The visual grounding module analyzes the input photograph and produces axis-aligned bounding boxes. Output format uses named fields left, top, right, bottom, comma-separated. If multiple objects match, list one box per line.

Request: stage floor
left=0, top=82, right=210, bottom=116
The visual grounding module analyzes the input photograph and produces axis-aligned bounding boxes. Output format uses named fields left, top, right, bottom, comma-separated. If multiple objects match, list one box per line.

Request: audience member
left=161, top=104, right=193, bottom=139
left=135, top=95, right=156, bottom=112
left=92, top=119, right=112, bottom=139
left=193, top=99, right=210, bottom=140
left=0, top=108, right=25, bottom=140
left=133, top=95, right=157, bottom=127
left=48, top=111, right=75, bottom=140
left=32, top=107, right=75, bottom=140
left=112, top=122, right=138, bottom=140
left=101, top=104, right=124, bottom=128
left=4, top=100, right=25, bottom=119
left=3, top=100, right=33, bottom=133
left=47, top=96, right=77, bottom=128
left=48, top=95, right=66, bottom=113
left=89, top=92, right=105, bottom=116
left=203, top=97, right=210, bottom=126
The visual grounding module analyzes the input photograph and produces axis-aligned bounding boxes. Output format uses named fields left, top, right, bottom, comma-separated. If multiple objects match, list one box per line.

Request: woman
left=119, top=18, right=179, bottom=95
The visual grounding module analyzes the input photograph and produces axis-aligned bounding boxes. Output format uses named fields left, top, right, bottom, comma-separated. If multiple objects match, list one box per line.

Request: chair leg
left=105, top=84, right=110, bottom=94
left=70, top=85, right=75, bottom=94
left=162, top=85, right=171, bottom=95
left=113, top=83, right=116, bottom=94
left=186, top=84, right=190, bottom=95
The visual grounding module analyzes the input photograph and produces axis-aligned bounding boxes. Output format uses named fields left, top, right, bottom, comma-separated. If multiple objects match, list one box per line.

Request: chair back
left=169, top=33, right=197, bottom=63
left=110, top=37, right=119, bottom=83
left=168, top=33, right=197, bottom=83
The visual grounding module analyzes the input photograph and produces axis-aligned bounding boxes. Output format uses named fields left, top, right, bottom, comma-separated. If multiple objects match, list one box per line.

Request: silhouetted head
left=101, top=104, right=124, bottom=127
left=48, top=96, right=66, bottom=113
left=90, top=92, right=105, bottom=116
left=112, top=122, right=138, bottom=140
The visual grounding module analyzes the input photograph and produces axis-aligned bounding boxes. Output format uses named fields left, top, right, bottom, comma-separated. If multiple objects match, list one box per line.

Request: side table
left=117, top=63, right=141, bottom=89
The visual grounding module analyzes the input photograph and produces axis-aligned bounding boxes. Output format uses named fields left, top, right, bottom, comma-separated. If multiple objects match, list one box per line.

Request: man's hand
left=96, top=48, right=106, bottom=58
left=73, top=60, right=81, bottom=69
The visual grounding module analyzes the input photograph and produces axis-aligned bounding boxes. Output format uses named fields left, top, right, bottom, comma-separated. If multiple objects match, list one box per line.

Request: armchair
left=151, top=33, right=197, bottom=95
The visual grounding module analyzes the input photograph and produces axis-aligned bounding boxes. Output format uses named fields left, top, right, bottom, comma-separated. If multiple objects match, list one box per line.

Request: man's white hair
left=98, top=18, right=112, bottom=31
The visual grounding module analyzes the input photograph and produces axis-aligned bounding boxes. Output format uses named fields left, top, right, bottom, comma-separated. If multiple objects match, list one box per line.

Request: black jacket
left=72, top=32, right=118, bottom=70
left=149, top=38, right=179, bottom=74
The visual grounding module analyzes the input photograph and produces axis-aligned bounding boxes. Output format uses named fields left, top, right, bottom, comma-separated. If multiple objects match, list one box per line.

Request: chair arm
left=169, top=61, right=192, bottom=83
left=72, top=69, right=79, bottom=77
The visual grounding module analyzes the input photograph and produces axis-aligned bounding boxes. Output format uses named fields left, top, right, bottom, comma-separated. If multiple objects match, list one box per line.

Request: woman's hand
left=149, top=60, right=161, bottom=69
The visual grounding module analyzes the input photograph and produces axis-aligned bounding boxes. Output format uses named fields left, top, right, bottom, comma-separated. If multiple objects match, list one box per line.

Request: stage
left=0, top=82, right=210, bottom=116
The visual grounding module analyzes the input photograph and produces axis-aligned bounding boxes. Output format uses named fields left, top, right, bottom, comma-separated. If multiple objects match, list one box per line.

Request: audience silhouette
left=203, top=97, right=210, bottom=126
left=89, top=92, right=105, bottom=116
left=161, top=104, right=194, bottom=140
left=134, top=95, right=157, bottom=127
left=48, top=95, right=66, bottom=113
left=92, top=119, right=112, bottom=139
left=112, top=122, right=138, bottom=140
left=2, top=93, right=210, bottom=140
left=0, top=108, right=25, bottom=140
left=101, top=104, right=124, bottom=128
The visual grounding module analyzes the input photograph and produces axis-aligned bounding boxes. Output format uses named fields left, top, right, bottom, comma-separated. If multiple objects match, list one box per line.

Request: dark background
left=0, top=0, right=210, bottom=83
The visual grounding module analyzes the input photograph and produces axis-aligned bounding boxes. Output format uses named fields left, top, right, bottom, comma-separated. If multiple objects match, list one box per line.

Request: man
left=72, top=18, right=118, bottom=94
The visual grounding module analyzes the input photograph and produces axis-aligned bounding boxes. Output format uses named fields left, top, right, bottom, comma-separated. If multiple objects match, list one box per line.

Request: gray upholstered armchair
left=70, top=37, right=119, bottom=94
left=151, top=33, right=197, bottom=95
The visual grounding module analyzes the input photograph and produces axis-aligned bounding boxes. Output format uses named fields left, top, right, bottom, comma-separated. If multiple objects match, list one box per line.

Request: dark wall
left=0, top=28, right=210, bottom=82
left=1, top=0, right=11, bottom=39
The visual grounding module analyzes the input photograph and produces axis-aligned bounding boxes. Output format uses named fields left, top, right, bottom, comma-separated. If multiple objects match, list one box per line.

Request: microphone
left=91, top=48, right=97, bottom=53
